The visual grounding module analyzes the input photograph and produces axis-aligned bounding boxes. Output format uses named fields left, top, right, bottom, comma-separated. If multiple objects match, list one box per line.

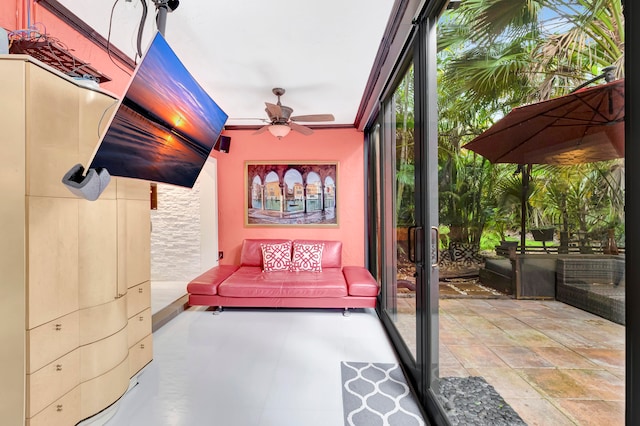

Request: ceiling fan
left=254, top=88, right=335, bottom=139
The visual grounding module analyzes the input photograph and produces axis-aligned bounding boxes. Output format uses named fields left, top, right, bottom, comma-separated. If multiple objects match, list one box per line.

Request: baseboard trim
left=152, top=294, right=190, bottom=332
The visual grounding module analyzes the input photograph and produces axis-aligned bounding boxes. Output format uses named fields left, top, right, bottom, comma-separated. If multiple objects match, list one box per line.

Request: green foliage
left=436, top=0, right=625, bottom=249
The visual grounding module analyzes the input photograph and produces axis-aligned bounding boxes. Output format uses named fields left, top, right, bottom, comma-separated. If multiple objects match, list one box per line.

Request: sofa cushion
left=218, top=266, right=348, bottom=298
left=186, top=265, right=240, bottom=295
left=260, top=241, right=292, bottom=272
left=294, top=239, right=342, bottom=268
left=290, top=242, right=324, bottom=272
left=241, top=239, right=291, bottom=267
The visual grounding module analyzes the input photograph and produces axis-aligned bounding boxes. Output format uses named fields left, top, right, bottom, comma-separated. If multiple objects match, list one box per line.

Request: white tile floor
left=108, top=306, right=400, bottom=425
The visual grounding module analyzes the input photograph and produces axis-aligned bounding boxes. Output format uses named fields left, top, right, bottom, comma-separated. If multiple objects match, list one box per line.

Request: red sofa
left=187, top=239, right=379, bottom=313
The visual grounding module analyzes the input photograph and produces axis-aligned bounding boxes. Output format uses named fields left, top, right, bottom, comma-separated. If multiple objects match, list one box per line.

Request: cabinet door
left=78, top=199, right=118, bottom=308
left=26, top=63, right=81, bottom=198
left=117, top=197, right=151, bottom=291
left=27, top=197, right=79, bottom=328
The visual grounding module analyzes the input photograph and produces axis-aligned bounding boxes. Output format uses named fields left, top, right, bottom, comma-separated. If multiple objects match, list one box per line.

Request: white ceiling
left=58, top=0, right=395, bottom=127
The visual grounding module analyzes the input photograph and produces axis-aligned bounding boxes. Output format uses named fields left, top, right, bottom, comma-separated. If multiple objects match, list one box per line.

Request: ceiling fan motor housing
left=254, top=87, right=334, bottom=137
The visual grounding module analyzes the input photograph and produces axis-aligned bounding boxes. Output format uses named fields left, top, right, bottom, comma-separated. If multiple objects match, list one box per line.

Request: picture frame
left=245, top=161, right=338, bottom=227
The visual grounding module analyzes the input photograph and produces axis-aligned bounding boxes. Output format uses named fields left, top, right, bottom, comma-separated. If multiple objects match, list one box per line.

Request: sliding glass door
left=373, top=52, right=431, bottom=393
left=367, top=5, right=447, bottom=423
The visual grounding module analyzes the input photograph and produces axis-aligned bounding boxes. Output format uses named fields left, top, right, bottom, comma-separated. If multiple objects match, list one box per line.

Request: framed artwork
left=245, top=161, right=338, bottom=227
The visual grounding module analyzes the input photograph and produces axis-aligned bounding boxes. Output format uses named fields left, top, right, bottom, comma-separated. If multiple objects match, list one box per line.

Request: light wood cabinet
left=0, top=56, right=152, bottom=425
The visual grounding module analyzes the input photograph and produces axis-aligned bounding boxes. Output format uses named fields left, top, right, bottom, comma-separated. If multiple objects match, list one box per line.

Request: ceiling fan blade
left=290, top=122, right=314, bottom=136
left=265, top=102, right=282, bottom=120
left=253, top=124, right=271, bottom=135
left=290, top=113, right=335, bottom=122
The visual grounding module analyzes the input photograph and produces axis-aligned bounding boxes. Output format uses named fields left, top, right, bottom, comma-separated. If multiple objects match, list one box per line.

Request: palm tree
left=440, top=0, right=624, bottom=102
left=437, top=0, right=625, bottom=250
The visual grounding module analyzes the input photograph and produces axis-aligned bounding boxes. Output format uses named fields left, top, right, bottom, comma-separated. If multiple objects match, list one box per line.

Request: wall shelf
left=9, top=39, right=111, bottom=83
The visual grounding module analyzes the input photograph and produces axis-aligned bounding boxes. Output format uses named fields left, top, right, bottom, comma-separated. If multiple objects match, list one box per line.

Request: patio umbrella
left=463, top=78, right=624, bottom=166
left=463, top=78, right=625, bottom=252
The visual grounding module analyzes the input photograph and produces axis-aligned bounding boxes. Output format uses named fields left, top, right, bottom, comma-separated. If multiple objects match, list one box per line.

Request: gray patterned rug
left=341, top=362, right=426, bottom=426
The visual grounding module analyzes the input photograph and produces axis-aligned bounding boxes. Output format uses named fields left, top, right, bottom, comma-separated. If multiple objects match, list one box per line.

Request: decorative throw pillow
left=290, top=242, right=324, bottom=272
left=260, top=242, right=292, bottom=272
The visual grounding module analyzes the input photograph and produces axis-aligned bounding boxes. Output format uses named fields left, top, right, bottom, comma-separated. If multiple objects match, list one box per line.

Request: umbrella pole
left=520, top=165, right=529, bottom=254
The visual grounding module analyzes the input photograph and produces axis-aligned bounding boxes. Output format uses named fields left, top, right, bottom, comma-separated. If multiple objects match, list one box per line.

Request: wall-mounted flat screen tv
left=89, top=31, right=227, bottom=188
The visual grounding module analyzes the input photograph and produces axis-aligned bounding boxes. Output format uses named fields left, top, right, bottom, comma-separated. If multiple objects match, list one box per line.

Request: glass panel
left=383, top=63, right=417, bottom=360
left=435, top=2, right=625, bottom=424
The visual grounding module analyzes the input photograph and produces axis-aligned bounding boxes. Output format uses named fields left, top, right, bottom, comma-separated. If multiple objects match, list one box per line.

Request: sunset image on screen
left=90, top=32, right=228, bottom=187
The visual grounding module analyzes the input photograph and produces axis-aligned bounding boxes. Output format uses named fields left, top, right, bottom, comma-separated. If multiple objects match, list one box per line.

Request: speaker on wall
left=214, top=135, right=231, bottom=153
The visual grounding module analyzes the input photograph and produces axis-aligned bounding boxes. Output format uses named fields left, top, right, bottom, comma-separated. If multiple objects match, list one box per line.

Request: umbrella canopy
left=463, top=79, right=625, bottom=253
left=463, top=79, right=624, bottom=165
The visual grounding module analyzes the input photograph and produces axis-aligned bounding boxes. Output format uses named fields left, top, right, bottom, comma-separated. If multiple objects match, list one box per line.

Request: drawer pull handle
left=56, top=364, right=62, bottom=371
left=55, top=324, right=62, bottom=331
left=140, top=343, right=145, bottom=349
left=57, top=404, right=63, bottom=412
left=139, top=287, right=143, bottom=293
left=139, top=316, right=144, bottom=321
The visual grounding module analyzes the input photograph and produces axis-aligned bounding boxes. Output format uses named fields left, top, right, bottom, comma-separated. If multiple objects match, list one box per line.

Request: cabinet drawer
left=127, top=281, right=151, bottom=316
left=27, top=311, right=79, bottom=373
left=128, top=308, right=152, bottom=348
left=27, top=349, right=80, bottom=417
left=80, top=357, right=129, bottom=420
left=79, top=296, right=127, bottom=346
left=129, top=334, right=153, bottom=377
left=80, top=325, right=128, bottom=382
left=26, top=386, right=81, bottom=426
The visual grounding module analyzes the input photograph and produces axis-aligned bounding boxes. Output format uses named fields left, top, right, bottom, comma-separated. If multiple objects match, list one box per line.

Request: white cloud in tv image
left=90, top=31, right=228, bottom=188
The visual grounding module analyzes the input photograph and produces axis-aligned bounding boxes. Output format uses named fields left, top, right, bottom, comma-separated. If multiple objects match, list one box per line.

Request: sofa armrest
left=343, top=266, right=379, bottom=297
left=187, top=265, right=240, bottom=295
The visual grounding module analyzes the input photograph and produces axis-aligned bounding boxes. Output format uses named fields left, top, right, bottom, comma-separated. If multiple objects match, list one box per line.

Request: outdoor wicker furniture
left=556, top=255, right=625, bottom=325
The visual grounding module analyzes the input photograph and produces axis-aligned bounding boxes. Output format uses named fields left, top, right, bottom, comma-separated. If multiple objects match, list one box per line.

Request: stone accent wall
left=151, top=182, right=201, bottom=281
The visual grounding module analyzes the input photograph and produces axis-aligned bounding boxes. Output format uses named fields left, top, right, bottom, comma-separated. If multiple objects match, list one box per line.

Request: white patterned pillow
left=290, top=242, right=324, bottom=272
left=260, top=242, right=292, bottom=272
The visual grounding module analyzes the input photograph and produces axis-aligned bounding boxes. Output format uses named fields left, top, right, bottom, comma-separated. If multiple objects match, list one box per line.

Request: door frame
left=366, top=3, right=449, bottom=424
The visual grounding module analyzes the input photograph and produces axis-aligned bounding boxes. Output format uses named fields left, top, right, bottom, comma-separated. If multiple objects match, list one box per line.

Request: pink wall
left=213, top=128, right=367, bottom=267
left=1, top=0, right=131, bottom=96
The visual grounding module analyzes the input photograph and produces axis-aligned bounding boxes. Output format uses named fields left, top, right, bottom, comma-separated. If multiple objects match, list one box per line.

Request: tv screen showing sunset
left=90, top=31, right=227, bottom=187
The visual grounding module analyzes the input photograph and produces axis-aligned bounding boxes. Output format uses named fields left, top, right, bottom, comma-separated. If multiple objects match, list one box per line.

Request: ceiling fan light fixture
left=268, top=123, right=291, bottom=139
